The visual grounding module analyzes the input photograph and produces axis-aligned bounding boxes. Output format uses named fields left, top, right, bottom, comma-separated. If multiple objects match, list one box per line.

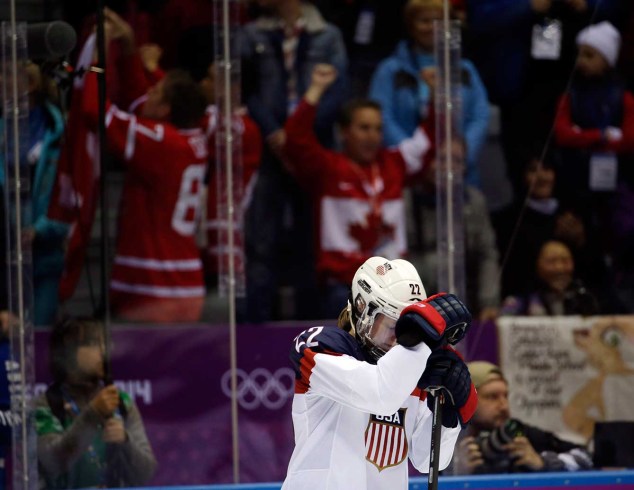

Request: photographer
left=36, top=318, right=156, bottom=488
left=452, top=361, right=592, bottom=475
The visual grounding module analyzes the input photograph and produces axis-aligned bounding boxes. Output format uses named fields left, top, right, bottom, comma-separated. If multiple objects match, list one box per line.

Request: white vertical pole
left=442, top=0, right=455, bottom=294
left=221, top=0, right=240, bottom=483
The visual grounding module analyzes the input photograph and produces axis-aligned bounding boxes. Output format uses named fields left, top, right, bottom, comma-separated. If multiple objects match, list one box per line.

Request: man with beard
left=451, top=361, right=592, bottom=475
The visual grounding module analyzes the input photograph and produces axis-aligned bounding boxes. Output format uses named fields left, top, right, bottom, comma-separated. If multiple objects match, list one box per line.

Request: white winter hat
left=576, top=21, right=621, bottom=67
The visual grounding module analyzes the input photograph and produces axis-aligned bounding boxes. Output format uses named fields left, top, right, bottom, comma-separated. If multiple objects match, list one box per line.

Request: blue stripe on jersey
left=289, top=326, right=366, bottom=377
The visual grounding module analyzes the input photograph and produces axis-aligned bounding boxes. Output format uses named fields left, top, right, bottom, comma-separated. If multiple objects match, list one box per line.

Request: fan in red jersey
left=283, top=63, right=433, bottom=318
left=203, top=102, right=262, bottom=293
left=80, top=10, right=209, bottom=322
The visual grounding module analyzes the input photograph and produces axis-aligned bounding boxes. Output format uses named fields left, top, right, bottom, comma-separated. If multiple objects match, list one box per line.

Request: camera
left=475, top=419, right=525, bottom=470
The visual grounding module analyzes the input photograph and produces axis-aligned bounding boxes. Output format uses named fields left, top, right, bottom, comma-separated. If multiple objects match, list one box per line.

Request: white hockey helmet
left=350, top=256, right=427, bottom=361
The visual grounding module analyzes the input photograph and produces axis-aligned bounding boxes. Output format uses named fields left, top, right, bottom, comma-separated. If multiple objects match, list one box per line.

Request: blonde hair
left=403, top=0, right=445, bottom=38
left=404, top=0, right=444, bottom=21
left=337, top=305, right=356, bottom=336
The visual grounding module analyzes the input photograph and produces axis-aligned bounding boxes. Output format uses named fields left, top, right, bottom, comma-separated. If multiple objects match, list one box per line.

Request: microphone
left=27, top=21, right=77, bottom=60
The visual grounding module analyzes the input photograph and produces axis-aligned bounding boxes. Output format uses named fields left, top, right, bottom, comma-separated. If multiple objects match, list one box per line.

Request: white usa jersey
left=283, top=326, right=460, bottom=490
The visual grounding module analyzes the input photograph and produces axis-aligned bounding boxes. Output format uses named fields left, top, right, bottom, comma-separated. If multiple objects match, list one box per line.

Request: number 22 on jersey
left=294, top=326, right=324, bottom=353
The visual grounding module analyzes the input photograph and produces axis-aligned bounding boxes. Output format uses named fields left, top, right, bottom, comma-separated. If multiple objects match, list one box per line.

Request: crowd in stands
left=3, top=0, right=634, bottom=326
left=1, top=2, right=634, bottom=486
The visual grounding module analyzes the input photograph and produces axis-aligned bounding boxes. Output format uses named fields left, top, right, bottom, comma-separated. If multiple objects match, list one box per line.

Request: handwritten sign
left=497, top=316, right=634, bottom=444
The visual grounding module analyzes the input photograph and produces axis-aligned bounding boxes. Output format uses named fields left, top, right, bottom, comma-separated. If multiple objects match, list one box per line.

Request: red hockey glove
left=395, top=293, right=472, bottom=350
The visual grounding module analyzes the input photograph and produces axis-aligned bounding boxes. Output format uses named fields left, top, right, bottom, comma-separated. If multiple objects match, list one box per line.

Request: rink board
left=119, top=469, right=634, bottom=489
left=32, top=322, right=633, bottom=486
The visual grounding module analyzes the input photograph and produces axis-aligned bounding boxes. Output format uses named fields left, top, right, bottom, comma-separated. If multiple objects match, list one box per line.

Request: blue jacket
left=369, top=41, right=490, bottom=187
left=241, top=3, right=348, bottom=148
left=0, top=101, right=68, bottom=277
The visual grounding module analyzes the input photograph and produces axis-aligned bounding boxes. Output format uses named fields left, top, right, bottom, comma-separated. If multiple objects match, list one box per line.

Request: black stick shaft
left=428, top=394, right=444, bottom=490
left=95, top=0, right=112, bottom=383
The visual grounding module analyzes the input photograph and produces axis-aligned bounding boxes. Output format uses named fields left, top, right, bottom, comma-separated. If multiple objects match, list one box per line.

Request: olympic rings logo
left=220, top=367, right=295, bottom=410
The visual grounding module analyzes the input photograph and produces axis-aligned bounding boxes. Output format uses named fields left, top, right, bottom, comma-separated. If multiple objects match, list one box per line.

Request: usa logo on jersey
left=365, top=408, right=408, bottom=471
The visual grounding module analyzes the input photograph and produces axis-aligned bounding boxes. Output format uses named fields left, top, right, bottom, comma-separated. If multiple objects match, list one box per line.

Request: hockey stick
left=427, top=387, right=445, bottom=490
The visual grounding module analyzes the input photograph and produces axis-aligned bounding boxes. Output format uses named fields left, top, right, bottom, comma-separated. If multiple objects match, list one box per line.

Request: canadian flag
left=48, top=34, right=101, bottom=301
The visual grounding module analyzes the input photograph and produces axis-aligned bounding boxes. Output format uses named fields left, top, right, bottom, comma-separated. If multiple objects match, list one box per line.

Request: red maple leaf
left=349, top=212, right=395, bottom=253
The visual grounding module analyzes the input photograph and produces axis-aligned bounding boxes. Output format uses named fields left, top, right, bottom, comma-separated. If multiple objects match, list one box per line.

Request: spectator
left=493, top=149, right=601, bottom=298
left=0, top=62, right=68, bottom=326
left=501, top=240, right=600, bottom=316
left=47, top=12, right=162, bottom=307
left=554, top=21, right=634, bottom=230
left=241, top=0, right=348, bottom=321
left=451, top=361, right=592, bottom=475
left=284, top=64, right=431, bottom=318
left=312, top=0, right=408, bottom=95
left=83, top=11, right=209, bottom=322
left=369, top=0, right=490, bottom=187
left=36, top=317, right=156, bottom=488
left=408, top=139, right=500, bottom=321
left=198, top=69, right=263, bottom=293
left=467, top=0, right=622, bottom=197
left=67, top=1, right=162, bottom=107
left=284, top=256, right=476, bottom=488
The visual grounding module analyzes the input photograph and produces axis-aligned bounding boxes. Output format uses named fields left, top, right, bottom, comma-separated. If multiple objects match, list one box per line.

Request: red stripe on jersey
left=366, top=424, right=376, bottom=460
left=112, top=263, right=204, bottom=289
left=391, top=428, right=400, bottom=467
left=295, top=349, right=344, bottom=394
left=412, top=387, right=422, bottom=398
left=295, top=349, right=318, bottom=394
left=394, top=429, right=403, bottom=465
left=388, top=426, right=398, bottom=466
left=379, top=426, right=391, bottom=468
left=375, top=424, right=384, bottom=463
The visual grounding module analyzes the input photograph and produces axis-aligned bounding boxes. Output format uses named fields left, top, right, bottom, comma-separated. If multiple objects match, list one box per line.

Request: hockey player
left=284, top=256, right=478, bottom=489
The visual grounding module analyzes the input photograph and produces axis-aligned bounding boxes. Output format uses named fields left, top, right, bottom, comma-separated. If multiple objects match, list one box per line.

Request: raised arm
left=283, top=64, right=339, bottom=186
left=36, top=385, right=120, bottom=478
